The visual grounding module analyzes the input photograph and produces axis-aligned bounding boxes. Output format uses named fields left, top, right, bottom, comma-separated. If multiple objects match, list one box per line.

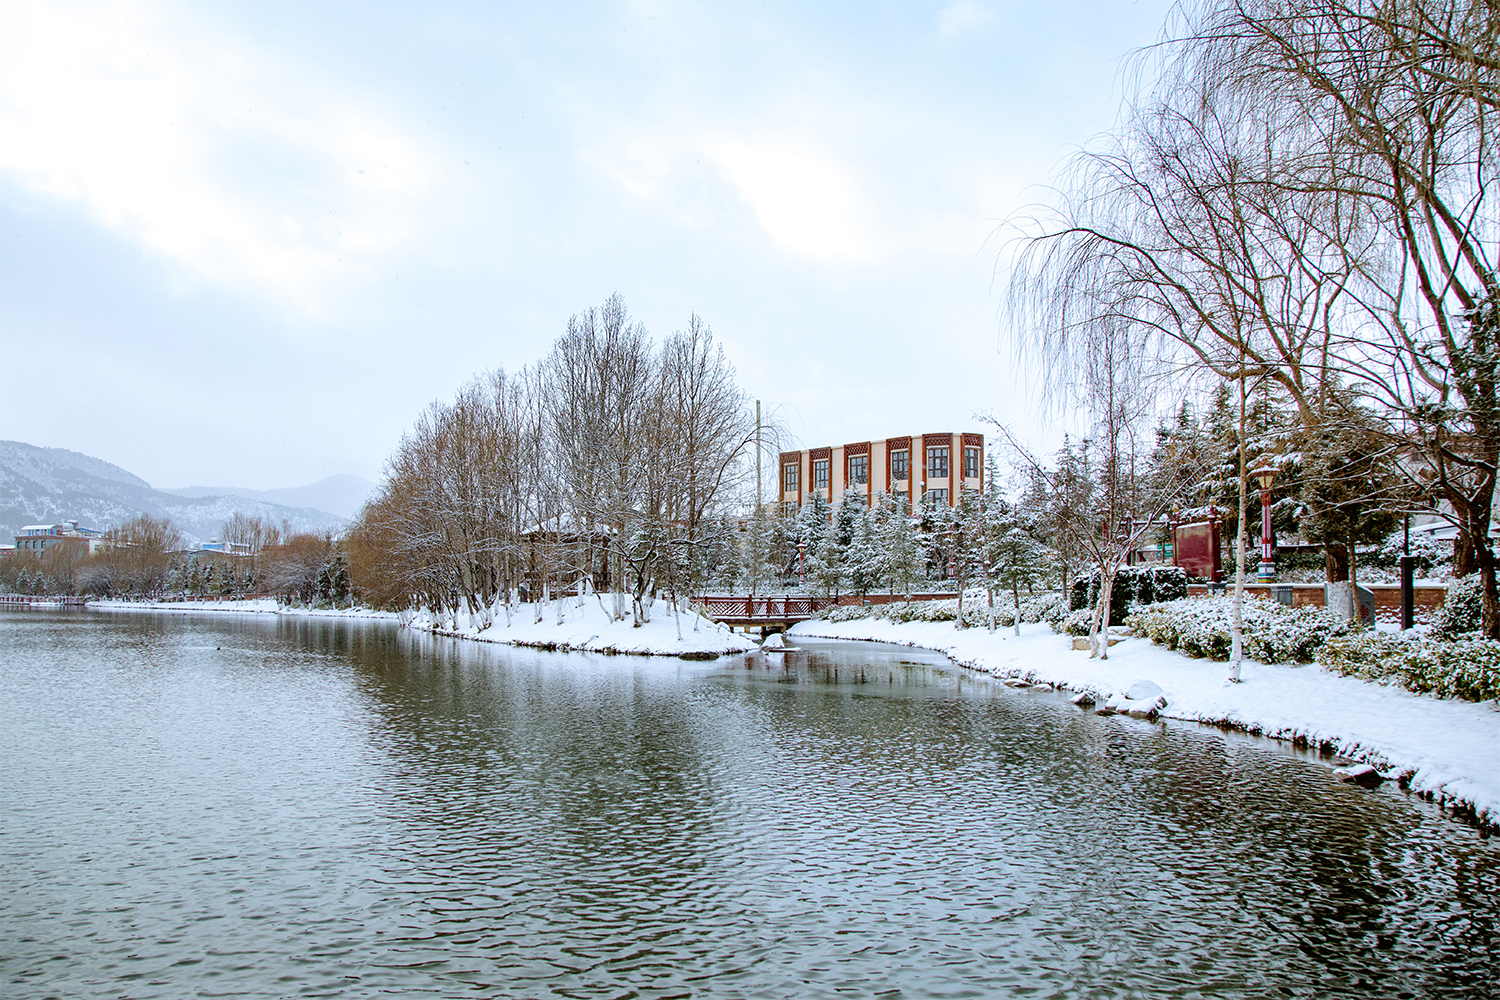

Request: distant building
left=12, top=521, right=106, bottom=555
left=779, top=432, right=984, bottom=515
left=199, top=540, right=253, bottom=556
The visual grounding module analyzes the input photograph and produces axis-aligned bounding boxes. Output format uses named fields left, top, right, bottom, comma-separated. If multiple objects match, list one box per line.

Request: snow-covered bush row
left=1068, top=566, right=1188, bottom=626
left=1057, top=608, right=1097, bottom=636
left=815, top=599, right=963, bottom=624
left=818, top=603, right=880, bottom=623
left=1317, top=631, right=1500, bottom=703
left=1018, top=592, right=1070, bottom=626
left=815, top=592, right=1069, bottom=630
left=1433, top=575, right=1484, bottom=639
left=1125, top=596, right=1353, bottom=663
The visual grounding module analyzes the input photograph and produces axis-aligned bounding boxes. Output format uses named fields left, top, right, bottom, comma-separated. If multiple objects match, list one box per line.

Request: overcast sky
left=0, top=0, right=1174, bottom=491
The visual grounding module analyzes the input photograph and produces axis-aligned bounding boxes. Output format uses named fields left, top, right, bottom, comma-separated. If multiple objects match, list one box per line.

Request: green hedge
left=1433, top=574, right=1484, bottom=639
left=1316, top=631, right=1500, bottom=702
left=1125, top=596, right=1352, bottom=663
left=816, top=592, right=1070, bottom=629
left=1069, top=566, right=1189, bottom=626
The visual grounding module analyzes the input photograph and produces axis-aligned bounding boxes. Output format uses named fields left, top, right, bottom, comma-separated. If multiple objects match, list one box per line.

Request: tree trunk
left=1461, top=508, right=1500, bottom=640
left=1323, top=543, right=1350, bottom=583
left=1092, top=565, right=1117, bottom=660
left=1455, top=528, right=1478, bottom=577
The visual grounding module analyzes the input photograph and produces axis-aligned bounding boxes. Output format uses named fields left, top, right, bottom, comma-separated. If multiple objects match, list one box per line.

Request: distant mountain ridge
left=0, top=440, right=351, bottom=547
left=160, top=473, right=375, bottom=521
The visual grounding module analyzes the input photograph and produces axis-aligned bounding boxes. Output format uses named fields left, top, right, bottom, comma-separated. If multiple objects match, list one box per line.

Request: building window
left=813, top=459, right=829, bottom=490
left=890, top=449, right=909, bottom=481
left=924, top=488, right=950, bottom=507
left=963, top=446, right=981, bottom=479
left=783, top=464, right=799, bottom=492
left=927, top=446, right=949, bottom=481
left=848, top=454, right=868, bottom=485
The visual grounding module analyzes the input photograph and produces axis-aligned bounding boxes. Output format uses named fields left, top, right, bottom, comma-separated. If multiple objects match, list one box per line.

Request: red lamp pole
left=1256, top=469, right=1277, bottom=583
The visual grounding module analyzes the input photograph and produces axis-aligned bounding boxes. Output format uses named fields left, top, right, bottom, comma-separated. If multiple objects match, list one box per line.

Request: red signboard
left=1173, top=521, right=1222, bottom=581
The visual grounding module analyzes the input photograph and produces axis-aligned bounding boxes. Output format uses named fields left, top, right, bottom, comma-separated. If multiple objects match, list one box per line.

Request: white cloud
left=0, top=0, right=442, bottom=312
left=937, top=1, right=995, bottom=37
left=706, top=135, right=886, bottom=264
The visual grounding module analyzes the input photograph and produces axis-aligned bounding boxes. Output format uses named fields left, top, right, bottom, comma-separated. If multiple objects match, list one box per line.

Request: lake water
left=2, top=608, right=1497, bottom=999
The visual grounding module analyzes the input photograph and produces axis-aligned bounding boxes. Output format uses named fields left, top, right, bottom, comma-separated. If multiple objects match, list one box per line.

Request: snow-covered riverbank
left=408, top=598, right=758, bottom=657
left=88, top=596, right=757, bottom=658
left=789, top=617, right=1500, bottom=829
left=89, top=598, right=400, bottom=620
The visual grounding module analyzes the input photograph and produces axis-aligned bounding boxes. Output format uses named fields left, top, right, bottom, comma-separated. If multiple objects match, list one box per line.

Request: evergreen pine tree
left=791, top=491, right=832, bottom=589
left=991, top=504, right=1048, bottom=636
left=879, top=493, right=925, bottom=599
left=846, top=504, right=881, bottom=597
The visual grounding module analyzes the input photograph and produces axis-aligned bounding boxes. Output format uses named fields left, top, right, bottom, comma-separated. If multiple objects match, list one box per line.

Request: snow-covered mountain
left=0, top=440, right=348, bottom=547
left=160, top=473, right=375, bottom=521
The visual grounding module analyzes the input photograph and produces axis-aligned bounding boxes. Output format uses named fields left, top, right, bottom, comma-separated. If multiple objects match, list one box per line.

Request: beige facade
left=13, top=521, right=106, bottom=554
left=778, top=432, right=984, bottom=515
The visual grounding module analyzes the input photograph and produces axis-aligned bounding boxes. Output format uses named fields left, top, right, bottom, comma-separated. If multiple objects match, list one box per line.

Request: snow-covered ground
left=90, top=596, right=757, bottom=657
left=90, top=598, right=400, bottom=620
left=789, top=616, right=1500, bottom=829
left=408, top=597, right=758, bottom=657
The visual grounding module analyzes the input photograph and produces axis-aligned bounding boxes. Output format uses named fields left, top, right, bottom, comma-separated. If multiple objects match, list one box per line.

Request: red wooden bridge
left=692, top=592, right=956, bottom=628
left=0, top=594, right=90, bottom=607
left=693, top=595, right=836, bottom=627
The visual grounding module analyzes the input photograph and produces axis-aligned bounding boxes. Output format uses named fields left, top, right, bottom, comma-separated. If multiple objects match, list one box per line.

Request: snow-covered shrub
left=1317, top=631, right=1500, bottom=702
left=817, top=592, right=1067, bottom=631
left=1055, top=608, right=1095, bottom=636
left=1373, top=527, right=1451, bottom=576
left=1020, top=592, right=1068, bottom=626
left=1125, top=596, right=1352, bottom=663
left=958, top=601, right=999, bottom=629
left=913, top=600, right=959, bottom=622
left=1069, top=566, right=1188, bottom=625
left=1432, top=574, right=1484, bottom=639
left=820, top=603, right=876, bottom=623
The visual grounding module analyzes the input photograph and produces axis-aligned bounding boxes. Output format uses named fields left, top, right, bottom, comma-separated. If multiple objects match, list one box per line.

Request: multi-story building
left=12, top=521, right=106, bottom=554
left=778, top=433, right=984, bottom=514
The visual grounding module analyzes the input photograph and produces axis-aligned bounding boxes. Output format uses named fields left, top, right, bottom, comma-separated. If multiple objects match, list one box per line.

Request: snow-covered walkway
left=789, top=617, right=1500, bottom=828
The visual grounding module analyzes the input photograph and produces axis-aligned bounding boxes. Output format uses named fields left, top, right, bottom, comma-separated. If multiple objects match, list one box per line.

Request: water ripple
left=1, top=612, right=1497, bottom=999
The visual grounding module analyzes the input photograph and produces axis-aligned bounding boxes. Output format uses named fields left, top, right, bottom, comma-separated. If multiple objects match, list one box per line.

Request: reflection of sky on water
left=2, top=610, right=1496, bottom=999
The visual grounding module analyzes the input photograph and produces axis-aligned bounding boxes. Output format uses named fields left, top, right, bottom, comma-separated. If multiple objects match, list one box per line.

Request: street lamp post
left=1254, top=465, right=1277, bottom=583
left=797, top=542, right=806, bottom=590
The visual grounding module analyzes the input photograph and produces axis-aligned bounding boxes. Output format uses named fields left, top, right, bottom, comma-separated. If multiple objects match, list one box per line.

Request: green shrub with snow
left=1125, top=596, right=1353, bottom=663
left=1316, top=631, right=1500, bottom=702
left=1432, top=574, right=1484, bottom=639
left=819, top=603, right=878, bottom=623
left=1058, top=608, right=1096, bottom=637
left=1021, top=592, right=1069, bottom=626
left=813, top=592, right=1068, bottom=630
left=815, top=599, right=962, bottom=624
left=1069, top=566, right=1189, bottom=626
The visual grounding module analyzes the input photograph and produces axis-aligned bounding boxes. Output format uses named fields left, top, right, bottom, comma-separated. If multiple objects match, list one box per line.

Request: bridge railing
left=694, top=595, right=836, bottom=619
left=0, top=594, right=90, bottom=606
